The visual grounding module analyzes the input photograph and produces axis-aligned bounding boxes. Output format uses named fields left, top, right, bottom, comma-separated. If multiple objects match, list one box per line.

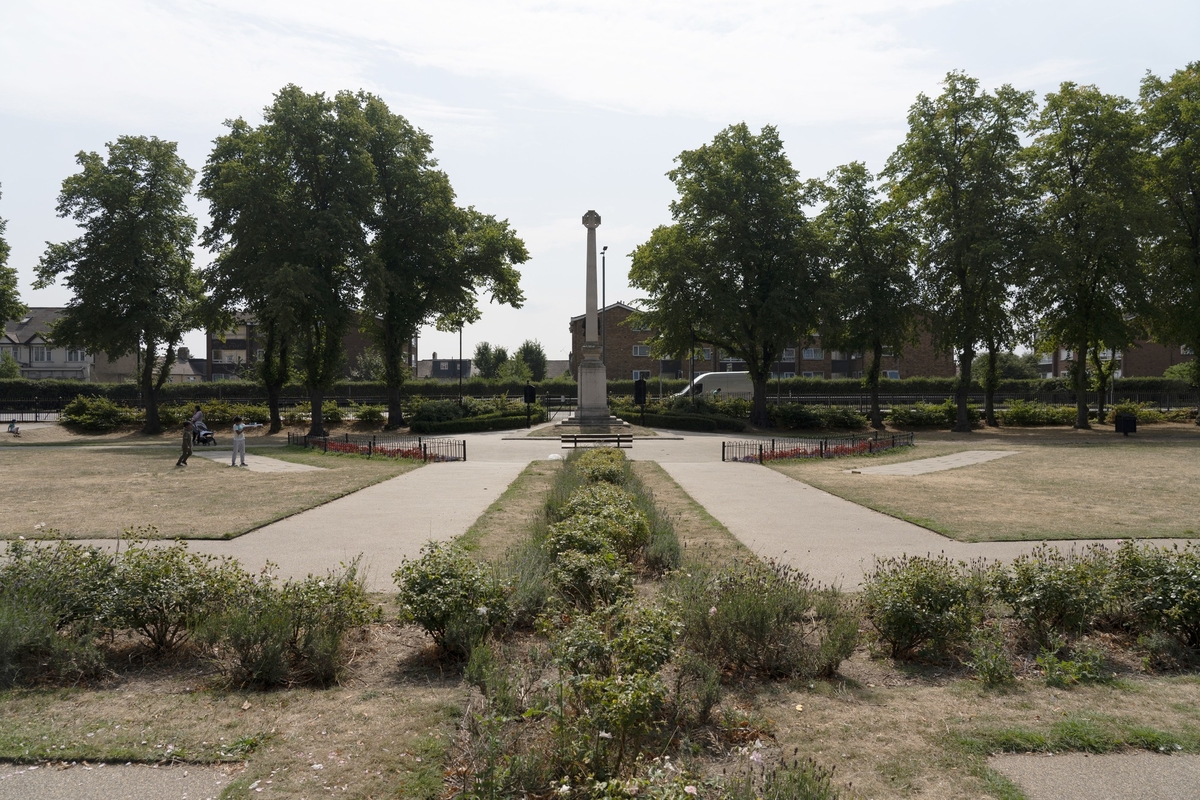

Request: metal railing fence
left=722, top=432, right=915, bottom=463
left=287, top=431, right=466, bottom=462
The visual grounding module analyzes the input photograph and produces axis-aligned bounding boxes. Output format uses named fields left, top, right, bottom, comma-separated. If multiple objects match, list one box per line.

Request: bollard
left=722, top=441, right=726, bottom=462
left=758, top=443, right=763, bottom=464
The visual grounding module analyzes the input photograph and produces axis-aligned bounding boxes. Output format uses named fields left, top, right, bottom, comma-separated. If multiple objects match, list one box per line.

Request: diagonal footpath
left=179, top=460, right=526, bottom=591
left=657, top=461, right=1182, bottom=588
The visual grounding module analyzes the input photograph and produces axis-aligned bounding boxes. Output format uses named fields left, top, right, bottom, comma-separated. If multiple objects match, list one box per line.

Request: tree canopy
left=515, top=339, right=548, bottom=381
left=1022, top=82, right=1150, bottom=428
left=0, top=186, right=27, bottom=333
left=884, top=71, right=1034, bottom=431
left=812, top=162, right=917, bottom=428
left=35, top=136, right=202, bottom=434
left=629, top=123, right=823, bottom=426
left=1142, top=62, right=1200, bottom=387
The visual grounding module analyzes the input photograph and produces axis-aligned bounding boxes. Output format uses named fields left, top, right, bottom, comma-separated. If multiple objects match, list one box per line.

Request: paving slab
left=848, top=449, right=1018, bottom=475
left=192, top=450, right=322, bottom=472
left=989, top=752, right=1200, bottom=800
left=0, top=762, right=234, bottom=800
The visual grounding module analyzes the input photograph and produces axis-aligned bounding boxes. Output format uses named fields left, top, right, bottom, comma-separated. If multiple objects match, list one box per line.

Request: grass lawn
left=7, top=455, right=1200, bottom=799
left=768, top=424, right=1200, bottom=542
left=0, top=446, right=420, bottom=540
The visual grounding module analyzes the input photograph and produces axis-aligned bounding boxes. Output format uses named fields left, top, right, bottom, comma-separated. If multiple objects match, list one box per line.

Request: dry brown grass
left=0, top=446, right=419, bottom=540
left=631, top=460, right=753, bottom=565
left=0, top=624, right=465, bottom=799
left=769, top=424, right=1200, bottom=542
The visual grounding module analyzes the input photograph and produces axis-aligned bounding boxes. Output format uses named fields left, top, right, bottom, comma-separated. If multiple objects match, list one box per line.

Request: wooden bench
left=561, top=433, right=633, bottom=449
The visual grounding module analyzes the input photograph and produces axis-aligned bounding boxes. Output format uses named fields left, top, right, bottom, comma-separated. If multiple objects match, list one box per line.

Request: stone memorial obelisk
left=565, top=210, right=624, bottom=427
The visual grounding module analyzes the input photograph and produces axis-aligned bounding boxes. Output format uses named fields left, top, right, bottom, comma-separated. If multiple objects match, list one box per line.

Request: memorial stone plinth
left=561, top=210, right=627, bottom=428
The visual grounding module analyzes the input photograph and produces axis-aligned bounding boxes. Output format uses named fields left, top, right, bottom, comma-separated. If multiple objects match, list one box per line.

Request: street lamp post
left=458, top=324, right=463, bottom=406
left=600, top=245, right=608, bottom=366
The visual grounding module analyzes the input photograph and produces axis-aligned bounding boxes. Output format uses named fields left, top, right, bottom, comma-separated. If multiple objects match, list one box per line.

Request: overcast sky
left=2, top=1, right=1197, bottom=368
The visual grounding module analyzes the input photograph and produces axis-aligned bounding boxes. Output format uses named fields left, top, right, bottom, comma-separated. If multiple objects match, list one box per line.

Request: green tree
left=1022, top=82, right=1150, bottom=429
left=200, top=117, right=298, bottom=432
left=36, top=136, right=202, bottom=434
left=812, top=162, right=917, bottom=429
left=1142, top=62, right=1200, bottom=397
left=203, top=86, right=376, bottom=436
left=0, top=352, right=20, bottom=379
left=884, top=72, right=1034, bottom=432
left=629, top=123, right=824, bottom=426
left=472, top=342, right=508, bottom=379
left=0, top=185, right=27, bottom=332
left=497, top=356, right=532, bottom=383
left=515, top=339, right=547, bottom=382
left=970, top=350, right=1040, bottom=380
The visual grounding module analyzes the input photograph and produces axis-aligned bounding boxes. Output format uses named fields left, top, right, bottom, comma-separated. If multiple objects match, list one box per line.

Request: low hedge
left=409, top=411, right=545, bottom=434
left=629, top=412, right=746, bottom=432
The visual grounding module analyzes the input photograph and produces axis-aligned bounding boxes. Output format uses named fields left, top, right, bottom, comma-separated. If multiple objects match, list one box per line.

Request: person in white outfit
left=231, top=416, right=261, bottom=466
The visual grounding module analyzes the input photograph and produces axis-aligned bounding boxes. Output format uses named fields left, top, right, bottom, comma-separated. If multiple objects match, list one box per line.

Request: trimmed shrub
left=968, top=625, right=1015, bottom=686
left=352, top=403, right=386, bottom=424
left=394, top=542, right=508, bottom=658
left=999, top=400, right=1077, bottom=426
left=557, top=483, right=651, bottom=560
left=768, top=403, right=824, bottom=429
left=861, top=554, right=982, bottom=660
left=0, top=593, right=104, bottom=686
left=61, top=395, right=141, bottom=431
left=549, top=549, right=634, bottom=611
left=411, top=399, right=465, bottom=423
left=106, top=540, right=244, bottom=653
left=574, top=447, right=628, bottom=484
left=0, top=540, right=115, bottom=631
left=1113, top=541, right=1200, bottom=649
left=1112, top=401, right=1165, bottom=423
left=409, top=410, right=545, bottom=434
left=889, top=400, right=981, bottom=428
left=993, top=545, right=1112, bottom=648
left=672, top=560, right=857, bottom=680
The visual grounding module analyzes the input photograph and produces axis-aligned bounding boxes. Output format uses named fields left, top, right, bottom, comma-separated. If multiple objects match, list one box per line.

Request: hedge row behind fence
left=3, top=375, right=1195, bottom=405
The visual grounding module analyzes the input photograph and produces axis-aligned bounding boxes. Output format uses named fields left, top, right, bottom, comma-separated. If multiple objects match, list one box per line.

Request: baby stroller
left=193, top=422, right=217, bottom=446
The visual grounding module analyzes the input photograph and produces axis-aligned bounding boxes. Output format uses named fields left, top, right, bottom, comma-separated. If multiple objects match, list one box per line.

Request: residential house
left=1037, top=340, right=1195, bottom=380
left=207, top=313, right=386, bottom=381
left=2, top=307, right=137, bottom=381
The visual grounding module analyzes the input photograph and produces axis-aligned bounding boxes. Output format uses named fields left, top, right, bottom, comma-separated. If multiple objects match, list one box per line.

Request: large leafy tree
left=472, top=342, right=507, bottom=379
left=1142, top=62, right=1200, bottom=397
left=884, top=72, right=1034, bottom=432
left=629, top=123, right=823, bottom=426
left=361, top=95, right=525, bottom=426
left=0, top=186, right=28, bottom=332
left=200, top=118, right=300, bottom=432
left=203, top=85, right=376, bottom=436
left=812, top=162, right=917, bottom=429
left=1022, top=82, right=1150, bottom=429
left=515, top=339, right=548, bottom=381
left=36, top=136, right=203, bottom=434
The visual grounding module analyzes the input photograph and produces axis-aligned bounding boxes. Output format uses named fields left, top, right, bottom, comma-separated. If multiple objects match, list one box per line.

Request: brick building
left=207, top=312, right=386, bottom=381
left=1036, top=340, right=1195, bottom=380
left=568, top=303, right=956, bottom=381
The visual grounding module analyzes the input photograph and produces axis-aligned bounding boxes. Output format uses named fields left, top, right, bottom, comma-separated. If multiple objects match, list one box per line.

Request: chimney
left=177, top=346, right=190, bottom=361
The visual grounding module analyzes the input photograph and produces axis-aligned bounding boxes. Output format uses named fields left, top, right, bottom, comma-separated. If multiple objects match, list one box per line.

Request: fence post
left=462, top=440, right=467, bottom=462
left=422, top=443, right=427, bottom=462
left=758, top=443, right=763, bottom=464
left=368, top=440, right=373, bottom=458
left=323, top=436, right=327, bottom=453
left=722, top=441, right=726, bottom=461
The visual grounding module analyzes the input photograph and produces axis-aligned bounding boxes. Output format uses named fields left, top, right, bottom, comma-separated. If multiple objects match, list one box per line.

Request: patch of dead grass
left=0, top=446, right=419, bottom=540
left=0, top=623, right=464, bottom=799
left=631, top=460, right=752, bottom=566
left=769, top=427, right=1200, bottom=541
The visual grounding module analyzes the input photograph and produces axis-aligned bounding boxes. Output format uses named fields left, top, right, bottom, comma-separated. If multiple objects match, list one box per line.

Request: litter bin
left=1114, top=412, right=1137, bottom=436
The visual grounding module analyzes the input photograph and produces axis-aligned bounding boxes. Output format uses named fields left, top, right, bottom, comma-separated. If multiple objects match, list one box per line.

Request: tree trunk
left=261, top=324, right=288, bottom=434
left=382, top=320, right=406, bottom=430
left=1073, top=342, right=1091, bottom=429
left=1090, top=348, right=1109, bottom=425
left=308, top=388, right=326, bottom=437
left=954, top=347, right=975, bottom=433
left=140, top=342, right=162, bottom=435
left=984, top=345, right=999, bottom=427
left=867, top=341, right=884, bottom=430
left=750, top=376, right=770, bottom=428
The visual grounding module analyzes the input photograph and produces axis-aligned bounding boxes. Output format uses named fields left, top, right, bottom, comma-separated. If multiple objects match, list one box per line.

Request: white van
left=674, top=371, right=754, bottom=398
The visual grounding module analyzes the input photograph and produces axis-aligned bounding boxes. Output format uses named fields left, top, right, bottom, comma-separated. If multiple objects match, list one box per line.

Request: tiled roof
left=2, top=307, right=64, bottom=344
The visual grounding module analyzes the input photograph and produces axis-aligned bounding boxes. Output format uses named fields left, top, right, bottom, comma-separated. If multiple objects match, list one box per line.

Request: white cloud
left=2, top=0, right=958, bottom=130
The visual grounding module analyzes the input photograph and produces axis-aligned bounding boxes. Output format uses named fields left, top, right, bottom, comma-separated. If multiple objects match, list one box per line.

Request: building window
left=802, top=371, right=823, bottom=378
left=1043, top=371, right=1055, bottom=379
left=256, top=348, right=265, bottom=360
left=67, top=349, right=85, bottom=362
left=829, top=350, right=844, bottom=361
left=32, top=346, right=51, bottom=362
left=700, top=348, right=712, bottom=361
left=440, top=361, right=449, bottom=370
left=802, top=347, right=823, bottom=360
left=1039, top=353, right=1054, bottom=365
left=883, top=370, right=900, bottom=379
left=1060, top=370, right=1072, bottom=378
left=632, top=345, right=650, bottom=357
left=782, top=371, right=795, bottom=379
left=212, top=349, right=223, bottom=362
left=1183, top=345, right=1194, bottom=355
left=629, top=319, right=650, bottom=332
left=1060, top=349, right=1074, bottom=361
left=632, top=370, right=651, bottom=380
left=782, top=348, right=796, bottom=361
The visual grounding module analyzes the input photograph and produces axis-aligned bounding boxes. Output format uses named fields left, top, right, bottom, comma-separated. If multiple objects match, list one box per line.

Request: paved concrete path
left=849, top=448, right=1018, bottom=475
left=990, top=753, right=1200, bottom=800
left=192, top=450, right=323, bottom=472
left=182, top=459, right=530, bottom=591
left=0, top=762, right=233, bottom=799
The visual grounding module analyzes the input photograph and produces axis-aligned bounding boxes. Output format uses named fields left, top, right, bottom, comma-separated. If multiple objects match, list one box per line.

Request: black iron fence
left=722, top=432, right=915, bottom=463
left=0, top=401, right=61, bottom=422
left=286, top=431, right=466, bottom=462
